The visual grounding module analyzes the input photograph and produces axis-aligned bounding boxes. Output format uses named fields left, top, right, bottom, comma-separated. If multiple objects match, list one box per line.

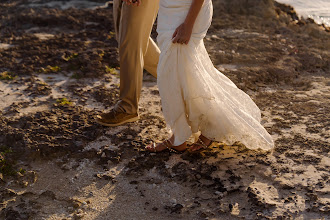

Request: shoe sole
left=95, top=115, right=140, bottom=127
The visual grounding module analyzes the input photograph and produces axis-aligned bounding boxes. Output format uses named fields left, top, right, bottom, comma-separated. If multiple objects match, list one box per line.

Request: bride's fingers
left=172, top=29, right=178, bottom=39
left=175, top=38, right=187, bottom=44
left=172, top=35, right=180, bottom=43
left=172, top=37, right=176, bottom=43
left=173, top=34, right=190, bottom=44
left=179, top=38, right=188, bottom=44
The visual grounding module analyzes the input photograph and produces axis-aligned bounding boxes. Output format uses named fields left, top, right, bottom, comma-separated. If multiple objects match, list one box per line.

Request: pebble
left=214, top=191, right=222, bottom=195
left=170, top=198, right=177, bottom=204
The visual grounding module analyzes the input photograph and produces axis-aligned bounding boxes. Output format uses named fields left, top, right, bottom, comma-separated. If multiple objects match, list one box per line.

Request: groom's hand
left=122, top=0, right=141, bottom=6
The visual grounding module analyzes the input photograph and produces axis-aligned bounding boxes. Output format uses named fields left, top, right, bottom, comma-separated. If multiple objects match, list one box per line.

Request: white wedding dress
left=156, top=0, right=274, bottom=150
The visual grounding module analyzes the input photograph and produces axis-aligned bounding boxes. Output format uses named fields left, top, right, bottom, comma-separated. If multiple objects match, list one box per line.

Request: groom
left=96, top=0, right=160, bottom=126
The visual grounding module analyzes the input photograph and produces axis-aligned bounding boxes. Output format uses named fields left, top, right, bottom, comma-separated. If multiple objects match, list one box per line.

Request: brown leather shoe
left=95, top=109, right=139, bottom=127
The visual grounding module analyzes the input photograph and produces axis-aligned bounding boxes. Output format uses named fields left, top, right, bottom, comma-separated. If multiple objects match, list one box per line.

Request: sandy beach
left=0, top=0, right=329, bottom=219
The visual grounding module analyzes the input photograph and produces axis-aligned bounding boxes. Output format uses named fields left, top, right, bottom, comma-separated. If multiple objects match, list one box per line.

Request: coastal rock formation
left=0, top=0, right=329, bottom=219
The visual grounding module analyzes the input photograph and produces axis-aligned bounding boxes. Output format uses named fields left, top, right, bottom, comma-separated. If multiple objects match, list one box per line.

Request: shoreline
left=275, top=0, right=330, bottom=28
left=274, top=1, right=330, bottom=31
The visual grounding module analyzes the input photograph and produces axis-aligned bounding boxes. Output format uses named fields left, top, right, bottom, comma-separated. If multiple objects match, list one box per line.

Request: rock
left=40, top=190, right=57, bottom=200
left=95, top=173, right=115, bottom=181
left=165, top=204, right=184, bottom=214
left=0, top=189, right=17, bottom=203
left=170, top=198, right=177, bottom=205
left=230, top=203, right=240, bottom=216
left=3, top=208, right=23, bottom=220
left=247, top=184, right=278, bottom=208
left=214, top=191, right=222, bottom=195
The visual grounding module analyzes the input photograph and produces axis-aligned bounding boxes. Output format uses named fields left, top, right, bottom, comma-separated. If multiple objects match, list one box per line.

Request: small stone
left=170, top=198, right=177, bottom=204
left=165, top=204, right=184, bottom=214
left=214, top=191, right=221, bottom=195
left=211, top=34, right=220, bottom=40
left=73, top=212, right=85, bottom=219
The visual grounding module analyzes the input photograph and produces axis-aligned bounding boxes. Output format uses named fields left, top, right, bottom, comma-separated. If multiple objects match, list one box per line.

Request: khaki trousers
left=113, top=0, right=160, bottom=114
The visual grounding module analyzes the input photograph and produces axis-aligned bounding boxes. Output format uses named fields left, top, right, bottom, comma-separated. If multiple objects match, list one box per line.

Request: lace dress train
left=156, top=0, right=274, bottom=150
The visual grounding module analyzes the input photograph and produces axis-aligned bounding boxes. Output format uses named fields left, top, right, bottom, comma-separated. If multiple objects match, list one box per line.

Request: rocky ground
left=0, top=0, right=329, bottom=219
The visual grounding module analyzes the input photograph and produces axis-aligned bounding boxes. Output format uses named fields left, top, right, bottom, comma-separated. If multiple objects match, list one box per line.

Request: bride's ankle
left=168, top=135, right=186, bottom=146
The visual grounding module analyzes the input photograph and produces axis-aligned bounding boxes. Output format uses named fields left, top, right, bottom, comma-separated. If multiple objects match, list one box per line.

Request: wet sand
left=0, top=0, right=329, bottom=219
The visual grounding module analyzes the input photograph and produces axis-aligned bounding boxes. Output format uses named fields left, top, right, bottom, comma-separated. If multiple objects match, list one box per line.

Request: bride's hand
left=172, top=23, right=193, bottom=45
left=122, top=0, right=141, bottom=6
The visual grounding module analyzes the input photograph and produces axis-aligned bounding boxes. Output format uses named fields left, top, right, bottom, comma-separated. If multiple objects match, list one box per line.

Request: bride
left=145, top=0, right=274, bottom=152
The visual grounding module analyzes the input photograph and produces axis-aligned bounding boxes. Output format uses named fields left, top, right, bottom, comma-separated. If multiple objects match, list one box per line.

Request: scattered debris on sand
left=0, top=0, right=329, bottom=219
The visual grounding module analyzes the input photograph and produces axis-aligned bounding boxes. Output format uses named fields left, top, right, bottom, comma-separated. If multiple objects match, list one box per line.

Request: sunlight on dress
left=156, top=0, right=274, bottom=150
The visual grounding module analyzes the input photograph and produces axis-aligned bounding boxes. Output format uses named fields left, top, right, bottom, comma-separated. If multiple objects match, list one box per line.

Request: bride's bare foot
left=145, top=136, right=187, bottom=153
left=189, top=134, right=213, bottom=152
